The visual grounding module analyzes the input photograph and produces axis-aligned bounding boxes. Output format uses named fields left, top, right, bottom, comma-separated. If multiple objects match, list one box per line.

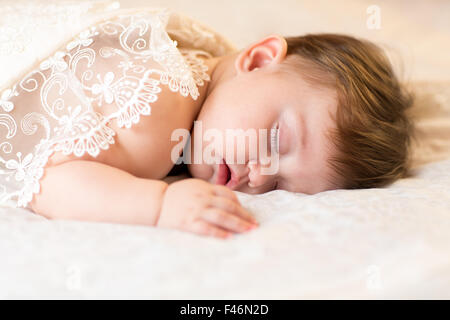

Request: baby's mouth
left=215, top=159, right=240, bottom=189
left=215, top=160, right=231, bottom=186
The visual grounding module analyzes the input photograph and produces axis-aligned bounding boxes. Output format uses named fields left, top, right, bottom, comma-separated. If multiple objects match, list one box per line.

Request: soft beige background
left=120, top=0, right=450, bottom=82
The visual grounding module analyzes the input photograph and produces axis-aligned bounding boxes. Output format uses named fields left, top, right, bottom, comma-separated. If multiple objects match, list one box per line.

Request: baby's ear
left=234, top=35, right=288, bottom=74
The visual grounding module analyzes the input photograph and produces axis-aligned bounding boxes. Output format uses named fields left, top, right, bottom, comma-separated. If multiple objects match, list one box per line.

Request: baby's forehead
left=273, top=74, right=338, bottom=111
left=272, top=66, right=336, bottom=91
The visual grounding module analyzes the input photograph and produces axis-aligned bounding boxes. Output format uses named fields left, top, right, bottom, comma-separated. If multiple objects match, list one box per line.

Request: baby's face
left=188, top=52, right=339, bottom=195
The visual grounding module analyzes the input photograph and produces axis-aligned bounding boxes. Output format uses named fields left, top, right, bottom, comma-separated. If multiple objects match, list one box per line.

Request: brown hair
left=280, top=34, right=415, bottom=189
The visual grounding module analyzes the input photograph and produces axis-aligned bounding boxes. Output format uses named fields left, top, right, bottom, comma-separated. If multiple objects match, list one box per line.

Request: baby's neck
left=191, top=53, right=236, bottom=119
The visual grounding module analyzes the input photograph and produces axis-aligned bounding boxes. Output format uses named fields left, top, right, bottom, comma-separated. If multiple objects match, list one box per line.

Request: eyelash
left=271, top=123, right=280, bottom=191
left=271, top=122, right=280, bottom=154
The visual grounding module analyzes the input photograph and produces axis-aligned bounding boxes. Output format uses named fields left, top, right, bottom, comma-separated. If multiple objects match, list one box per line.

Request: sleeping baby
left=0, top=4, right=413, bottom=239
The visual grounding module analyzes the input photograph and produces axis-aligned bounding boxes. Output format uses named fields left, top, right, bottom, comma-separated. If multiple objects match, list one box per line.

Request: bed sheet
left=1, top=157, right=449, bottom=299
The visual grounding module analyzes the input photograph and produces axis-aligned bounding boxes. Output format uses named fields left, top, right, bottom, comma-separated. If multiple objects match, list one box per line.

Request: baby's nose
left=247, top=160, right=273, bottom=188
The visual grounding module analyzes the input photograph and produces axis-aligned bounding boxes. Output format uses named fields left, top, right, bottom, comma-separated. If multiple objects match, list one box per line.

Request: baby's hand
left=157, top=178, right=258, bottom=239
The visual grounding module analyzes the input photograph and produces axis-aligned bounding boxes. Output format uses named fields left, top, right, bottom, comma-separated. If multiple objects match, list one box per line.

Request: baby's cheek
left=188, top=163, right=213, bottom=182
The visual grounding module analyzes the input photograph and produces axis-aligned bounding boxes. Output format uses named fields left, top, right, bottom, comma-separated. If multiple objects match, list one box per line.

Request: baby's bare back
left=44, top=84, right=196, bottom=178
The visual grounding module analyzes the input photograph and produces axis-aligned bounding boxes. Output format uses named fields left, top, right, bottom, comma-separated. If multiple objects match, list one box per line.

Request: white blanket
left=1, top=158, right=449, bottom=299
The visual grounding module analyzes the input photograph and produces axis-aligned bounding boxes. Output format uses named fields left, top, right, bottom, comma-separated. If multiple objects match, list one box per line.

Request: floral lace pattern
left=0, top=10, right=212, bottom=209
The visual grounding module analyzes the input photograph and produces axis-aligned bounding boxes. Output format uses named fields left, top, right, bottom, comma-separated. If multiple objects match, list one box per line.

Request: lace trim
left=0, top=11, right=212, bottom=209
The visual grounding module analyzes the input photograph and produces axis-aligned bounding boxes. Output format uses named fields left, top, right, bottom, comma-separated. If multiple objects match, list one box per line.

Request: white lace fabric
left=0, top=4, right=235, bottom=209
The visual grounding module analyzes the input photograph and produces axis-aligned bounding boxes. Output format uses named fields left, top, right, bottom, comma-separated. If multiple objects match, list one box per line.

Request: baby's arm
left=30, top=160, right=168, bottom=226
left=30, top=160, right=258, bottom=238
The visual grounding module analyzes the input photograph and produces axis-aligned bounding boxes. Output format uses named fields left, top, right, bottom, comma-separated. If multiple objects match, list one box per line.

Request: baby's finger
left=209, top=196, right=258, bottom=225
left=190, top=219, right=232, bottom=239
left=212, top=184, right=240, bottom=203
left=202, top=207, right=256, bottom=233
